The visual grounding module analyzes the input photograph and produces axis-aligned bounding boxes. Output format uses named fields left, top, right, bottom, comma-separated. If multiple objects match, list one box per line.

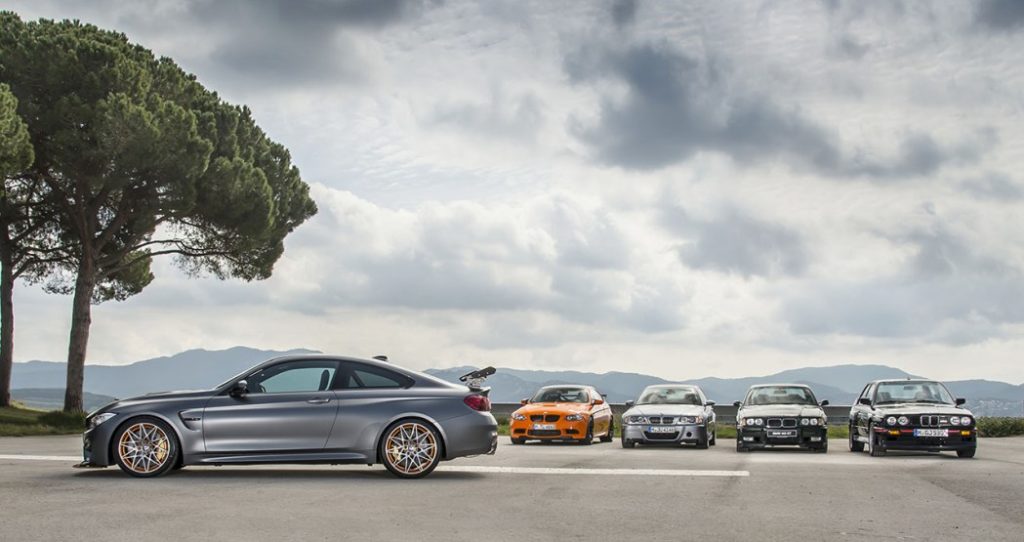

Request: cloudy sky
left=5, top=0, right=1024, bottom=382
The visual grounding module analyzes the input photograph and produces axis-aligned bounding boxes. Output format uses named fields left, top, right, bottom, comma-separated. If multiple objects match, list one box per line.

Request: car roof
left=644, top=383, right=700, bottom=390
left=869, top=378, right=941, bottom=385
left=748, top=383, right=811, bottom=389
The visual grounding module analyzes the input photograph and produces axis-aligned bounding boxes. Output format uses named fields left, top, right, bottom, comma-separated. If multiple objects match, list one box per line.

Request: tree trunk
left=63, top=259, right=95, bottom=413
left=0, top=230, right=14, bottom=408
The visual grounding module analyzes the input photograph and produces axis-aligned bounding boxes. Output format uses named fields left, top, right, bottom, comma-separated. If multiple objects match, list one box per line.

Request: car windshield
left=746, top=386, right=817, bottom=406
left=875, top=382, right=955, bottom=405
left=636, top=387, right=702, bottom=405
left=531, top=387, right=589, bottom=403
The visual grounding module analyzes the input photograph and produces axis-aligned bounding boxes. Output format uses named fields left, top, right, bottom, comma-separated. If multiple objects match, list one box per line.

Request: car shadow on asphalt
left=69, top=468, right=488, bottom=481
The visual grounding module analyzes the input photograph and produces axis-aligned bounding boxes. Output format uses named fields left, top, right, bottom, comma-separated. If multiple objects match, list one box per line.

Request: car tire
left=510, top=437, right=526, bottom=445
left=710, top=429, right=717, bottom=446
left=379, top=419, right=443, bottom=479
left=621, top=438, right=635, bottom=449
left=112, top=416, right=180, bottom=478
left=600, top=419, right=614, bottom=443
left=816, top=439, right=828, bottom=453
left=868, top=423, right=886, bottom=457
left=695, top=433, right=709, bottom=449
left=957, top=447, right=976, bottom=459
left=849, top=424, right=864, bottom=453
left=736, top=440, right=749, bottom=453
left=579, top=421, right=594, bottom=445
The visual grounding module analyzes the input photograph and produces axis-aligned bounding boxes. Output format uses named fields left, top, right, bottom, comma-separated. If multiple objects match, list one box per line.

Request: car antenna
left=373, top=355, right=388, bottom=362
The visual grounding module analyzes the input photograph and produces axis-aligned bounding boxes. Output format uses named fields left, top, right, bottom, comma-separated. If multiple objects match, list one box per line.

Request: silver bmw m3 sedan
left=79, top=355, right=498, bottom=479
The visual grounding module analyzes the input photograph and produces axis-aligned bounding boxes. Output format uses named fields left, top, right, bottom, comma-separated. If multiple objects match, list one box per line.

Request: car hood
left=623, top=404, right=705, bottom=417
left=103, top=389, right=214, bottom=411
left=873, top=403, right=972, bottom=416
left=513, top=402, right=591, bottom=416
left=738, top=404, right=824, bottom=418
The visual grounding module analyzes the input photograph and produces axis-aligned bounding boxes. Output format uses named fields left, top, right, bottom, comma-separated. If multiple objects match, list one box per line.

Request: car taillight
left=463, top=394, right=491, bottom=412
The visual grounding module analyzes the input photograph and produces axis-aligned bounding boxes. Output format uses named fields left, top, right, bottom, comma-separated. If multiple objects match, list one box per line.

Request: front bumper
left=81, top=417, right=120, bottom=467
left=874, top=426, right=977, bottom=452
left=509, top=419, right=589, bottom=441
left=622, top=424, right=707, bottom=445
left=738, top=425, right=827, bottom=449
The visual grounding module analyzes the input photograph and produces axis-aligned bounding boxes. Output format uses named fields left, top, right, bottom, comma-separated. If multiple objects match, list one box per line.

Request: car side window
left=246, top=360, right=339, bottom=394
left=334, top=362, right=413, bottom=390
left=858, top=384, right=872, bottom=402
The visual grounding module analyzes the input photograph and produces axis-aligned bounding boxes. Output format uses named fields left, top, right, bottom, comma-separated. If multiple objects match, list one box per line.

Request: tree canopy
left=0, top=13, right=318, bottom=410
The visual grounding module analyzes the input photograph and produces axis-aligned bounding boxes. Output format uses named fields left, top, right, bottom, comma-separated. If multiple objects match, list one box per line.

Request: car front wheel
left=868, top=423, right=886, bottom=457
left=957, top=447, right=976, bottom=459
left=849, top=424, right=864, bottom=452
left=113, top=416, right=179, bottom=478
left=380, top=419, right=442, bottom=478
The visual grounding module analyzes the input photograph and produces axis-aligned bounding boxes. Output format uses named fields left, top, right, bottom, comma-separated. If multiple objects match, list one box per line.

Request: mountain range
left=11, top=347, right=1024, bottom=416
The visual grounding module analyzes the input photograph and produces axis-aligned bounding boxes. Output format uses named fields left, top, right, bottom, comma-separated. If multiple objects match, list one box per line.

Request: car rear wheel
left=849, top=424, right=864, bottom=452
left=600, top=419, right=614, bottom=442
left=957, top=447, right=976, bottom=459
left=868, top=423, right=886, bottom=457
left=380, top=419, right=442, bottom=479
left=113, top=416, right=179, bottom=478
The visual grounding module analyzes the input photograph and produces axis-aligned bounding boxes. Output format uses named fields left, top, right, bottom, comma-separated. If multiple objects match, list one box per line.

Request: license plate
left=532, top=423, right=556, bottom=431
left=768, top=430, right=797, bottom=438
left=914, top=428, right=948, bottom=438
left=647, top=426, right=676, bottom=433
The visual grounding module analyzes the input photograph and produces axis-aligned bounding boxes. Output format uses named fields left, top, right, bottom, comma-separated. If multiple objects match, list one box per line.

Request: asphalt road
left=2, top=436, right=1023, bottom=542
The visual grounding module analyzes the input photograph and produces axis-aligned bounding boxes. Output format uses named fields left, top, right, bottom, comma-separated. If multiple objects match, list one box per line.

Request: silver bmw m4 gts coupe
left=79, top=355, right=498, bottom=479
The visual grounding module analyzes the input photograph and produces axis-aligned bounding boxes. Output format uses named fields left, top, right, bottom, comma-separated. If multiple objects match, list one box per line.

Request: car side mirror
left=706, top=400, right=716, bottom=407
left=230, top=380, right=248, bottom=397
left=955, top=398, right=966, bottom=406
left=820, top=400, right=830, bottom=407
left=625, top=400, right=635, bottom=408
left=733, top=401, right=742, bottom=408
left=520, top=398, right=529, bottom=405
left=593, top=398, right=605, bottom=405
left=857, top=397, right=872, bottom=406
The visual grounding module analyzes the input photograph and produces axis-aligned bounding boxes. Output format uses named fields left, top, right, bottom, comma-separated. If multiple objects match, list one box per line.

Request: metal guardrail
left=491, top=403, right=852, bottom=426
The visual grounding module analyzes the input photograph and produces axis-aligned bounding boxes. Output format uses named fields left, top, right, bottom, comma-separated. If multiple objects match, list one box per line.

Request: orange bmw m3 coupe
left=508, top=385, right=614, bottom=445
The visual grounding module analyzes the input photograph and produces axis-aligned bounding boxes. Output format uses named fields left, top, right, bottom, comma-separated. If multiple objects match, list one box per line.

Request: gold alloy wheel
left=117, top=422, right=171, bottom=474
left=384, top=422, right=438, bottom=476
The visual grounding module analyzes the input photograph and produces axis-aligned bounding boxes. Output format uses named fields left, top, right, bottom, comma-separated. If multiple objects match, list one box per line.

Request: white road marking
left=0, top=455, right=751, bottom=477
left=436, top=465, right=750, bottom=477
left=0, top=455, right=80, bottom=461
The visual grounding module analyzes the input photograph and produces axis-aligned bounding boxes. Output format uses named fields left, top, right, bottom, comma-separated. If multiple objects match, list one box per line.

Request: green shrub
left=977, top=417, right=1024, bottom=438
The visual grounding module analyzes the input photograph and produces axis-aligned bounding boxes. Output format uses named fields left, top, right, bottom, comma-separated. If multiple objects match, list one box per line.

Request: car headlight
left=801, top=418, right=809, bottom=426
left=512, top=413, right=526, bottom=421
left=679, top=416, right=704, bottom=424
left=898, top=416, right=909, bottom=426
left=627, top=416, right=649, bottom=425
left=87, top=412, right=117, bottom=430
left=886, top=416, right=897, bottom=426
left=809, top=418, right=819, bottom=426
left=950, top=416, right=961, bottom=426
left=565, top=414, right=585, bottom=422
left=960, top=416, right=972, bottom=426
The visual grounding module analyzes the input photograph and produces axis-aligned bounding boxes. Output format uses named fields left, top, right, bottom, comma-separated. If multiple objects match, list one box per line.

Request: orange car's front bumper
left=509, top=418, right=589, bottom=440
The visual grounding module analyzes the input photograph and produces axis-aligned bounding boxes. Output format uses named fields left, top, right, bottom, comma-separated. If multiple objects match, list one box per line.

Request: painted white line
left=0, top=454, right=80, bottom=461
left=436, top=465, right=750, bottom=477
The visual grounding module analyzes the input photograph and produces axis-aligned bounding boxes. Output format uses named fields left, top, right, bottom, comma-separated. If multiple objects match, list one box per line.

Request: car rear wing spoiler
left=459, top=366, right=496, bottom=393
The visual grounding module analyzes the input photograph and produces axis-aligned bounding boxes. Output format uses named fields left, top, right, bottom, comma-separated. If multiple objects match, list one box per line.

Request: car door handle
left=306, top=397, right=331, bottom=404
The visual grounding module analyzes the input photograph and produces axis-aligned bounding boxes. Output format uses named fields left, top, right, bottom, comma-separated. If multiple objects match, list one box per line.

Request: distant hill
left=12, top=348, right=1023, bottom=417
left=11, top=347, right=318, bottom=399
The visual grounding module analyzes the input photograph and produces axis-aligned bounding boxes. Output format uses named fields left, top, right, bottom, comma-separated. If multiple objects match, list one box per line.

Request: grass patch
left=0, top=404, right=83, bottom=437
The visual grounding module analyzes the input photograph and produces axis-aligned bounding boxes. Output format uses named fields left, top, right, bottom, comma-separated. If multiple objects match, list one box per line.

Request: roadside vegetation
left=976, top=417, right=1024, bottom=438
left=0, top=403, right=83, bottom=436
